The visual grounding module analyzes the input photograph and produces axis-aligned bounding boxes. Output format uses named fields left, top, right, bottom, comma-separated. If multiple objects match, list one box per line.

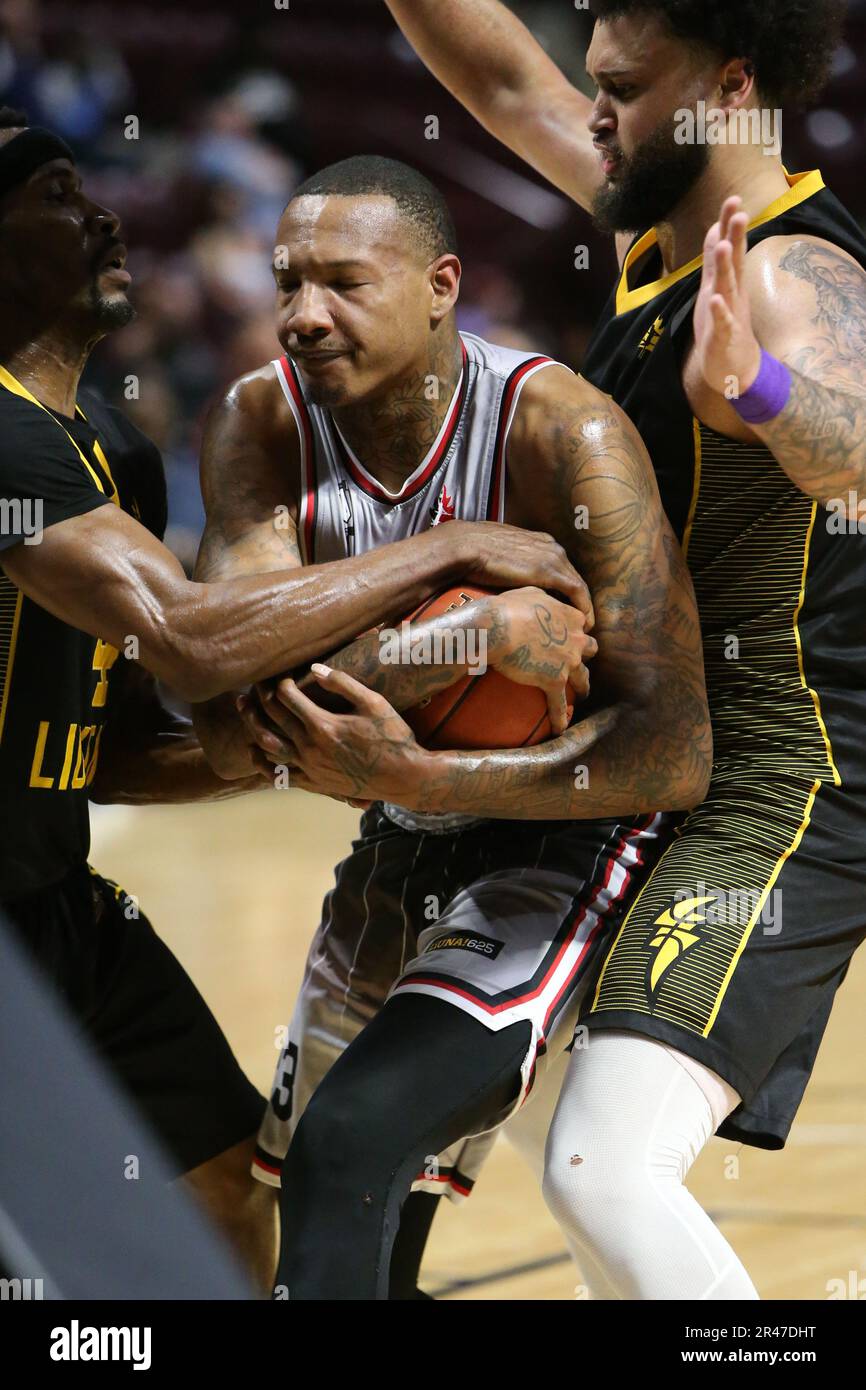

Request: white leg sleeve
left=504, top=1050, right=619, bottom=1299
left=503, top=1048, right=570, bottom=1183
left=542, top=1030, right=759, bottom=1300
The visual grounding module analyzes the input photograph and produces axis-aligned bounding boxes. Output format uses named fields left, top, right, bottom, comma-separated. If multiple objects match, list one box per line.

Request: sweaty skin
left=193, top=193, right=598, bottom=777
left=238, top=359, right=712, bottom=819
left=195, top=184, right=709, bottom=817
left=192, top=359, right=596, bottom=778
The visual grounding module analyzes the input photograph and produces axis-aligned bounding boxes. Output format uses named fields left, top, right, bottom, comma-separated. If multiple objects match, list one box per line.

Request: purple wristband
left=731, top=349, right=792, bottom=425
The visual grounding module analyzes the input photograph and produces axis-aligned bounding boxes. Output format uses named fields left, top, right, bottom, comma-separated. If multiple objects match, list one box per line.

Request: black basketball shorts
left=4, top=863, right=266, bottom=1176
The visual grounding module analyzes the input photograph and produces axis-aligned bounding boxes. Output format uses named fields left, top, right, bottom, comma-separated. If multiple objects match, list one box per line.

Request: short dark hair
left=289, top=155, right=458, bottom=260
left=0, top=106, right=29, bottom=130
left=591, top=0, right=846, bottom=108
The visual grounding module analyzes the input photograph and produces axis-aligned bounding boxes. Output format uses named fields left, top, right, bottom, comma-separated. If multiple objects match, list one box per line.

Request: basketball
left=400, top=585, right=577, bottom=750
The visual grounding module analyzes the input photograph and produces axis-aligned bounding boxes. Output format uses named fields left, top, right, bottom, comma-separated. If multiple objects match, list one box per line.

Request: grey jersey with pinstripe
left=272, top=330, right=565, bottom=833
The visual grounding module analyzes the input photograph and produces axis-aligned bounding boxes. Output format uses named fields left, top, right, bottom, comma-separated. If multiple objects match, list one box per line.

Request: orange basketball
left=400, top=585, right=577, bottom=750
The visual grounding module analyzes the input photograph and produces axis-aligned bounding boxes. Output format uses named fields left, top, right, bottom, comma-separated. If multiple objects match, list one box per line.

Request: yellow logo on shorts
left=646, top=895, right=715, bottom=995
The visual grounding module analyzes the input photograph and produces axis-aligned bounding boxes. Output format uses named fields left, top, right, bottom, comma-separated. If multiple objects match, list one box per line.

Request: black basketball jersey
left=0, top=370, right=166, bottom=900
left=582, top=170, right=866, bottom=798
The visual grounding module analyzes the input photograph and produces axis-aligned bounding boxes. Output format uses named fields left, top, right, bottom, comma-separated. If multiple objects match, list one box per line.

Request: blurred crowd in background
left=3, top=0, right=865, bottom=564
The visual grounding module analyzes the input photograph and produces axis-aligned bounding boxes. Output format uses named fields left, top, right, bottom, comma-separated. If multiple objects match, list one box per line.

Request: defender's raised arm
left=384, top=0, right=601, bottom=210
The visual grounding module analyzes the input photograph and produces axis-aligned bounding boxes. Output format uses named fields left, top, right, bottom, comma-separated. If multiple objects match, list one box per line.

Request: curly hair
left=590, top=0, right=847, bottom=108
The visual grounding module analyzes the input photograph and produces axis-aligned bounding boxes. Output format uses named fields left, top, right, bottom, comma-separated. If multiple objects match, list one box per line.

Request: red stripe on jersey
left=335, top=341, right=469, bottom=504
left=279, top=356, right=316, bottom=562
left=539, top=814, right=656, bottom=1039
left=487, top=355, right=553, bottom=521
left=413, top=1168, right=474, bottom=1197
left=395, top=816, right=654, bottom=1020
left=514, top=816, right=659, bottom=1122
left=252, top=1153, right=282, bottom=1176
left=446, top=1176, right=473, bottom=1198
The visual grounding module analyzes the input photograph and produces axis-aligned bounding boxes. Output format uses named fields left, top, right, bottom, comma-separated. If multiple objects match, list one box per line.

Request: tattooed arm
left=193, top=365, right=595, bottom=778
left=191, top=366, right=304, bottom=779
left=694, top=199, right=866, bottom=510
left=751, top=237, right=866, bottom=507
left=396, top=371, right=711, bottom=816
left=256, top=371, right=712, bottom=818
left=247, top=582, right=595, bottom=783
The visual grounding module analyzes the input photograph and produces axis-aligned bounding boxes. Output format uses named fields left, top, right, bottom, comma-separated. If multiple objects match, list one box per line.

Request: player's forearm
left=3, top=515, right=469, bottom=707
left=753, top=367, right=866, bottom=509
left=189, top=588, right=504, bottom=777
left=165, top=528, right=467, bottom=701
left=90, top=722, right=265, bottom=804
left=402, top=684, right=711, bottom=820
left=310, top=597, right=507, bottom=712
left=386, top=0, right=598, bottom=211
left=387, top=0, right=537, bottom=101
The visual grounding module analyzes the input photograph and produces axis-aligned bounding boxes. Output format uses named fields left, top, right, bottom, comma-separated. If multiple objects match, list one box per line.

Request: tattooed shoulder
left=761, top=237, right=866, bottom=389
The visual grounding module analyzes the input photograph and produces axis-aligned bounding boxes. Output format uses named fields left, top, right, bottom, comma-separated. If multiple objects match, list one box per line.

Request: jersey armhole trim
left=273, top=357, right=315, bottom=565
left=488, top=357, right=565, bottom=522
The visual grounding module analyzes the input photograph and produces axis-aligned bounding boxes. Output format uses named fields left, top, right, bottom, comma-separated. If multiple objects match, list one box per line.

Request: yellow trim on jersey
left=793, top=500, right=842, bottom=788
left=702, top=779, right=820, bottom=1035
left=0, top=585, right=23, bottom=745
left=681, top=418, right=703, bottom=561
left=75, top=402, right=120, bottom=505
left=615, top=169, right=826, bottom=316
left=0, top=366, right=119, bottom=505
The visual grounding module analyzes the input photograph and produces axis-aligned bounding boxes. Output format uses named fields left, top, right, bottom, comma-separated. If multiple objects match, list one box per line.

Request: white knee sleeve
left=542, top=1031, right=759, bottom=1300
left=504, top=1048, right=571, bottom=1182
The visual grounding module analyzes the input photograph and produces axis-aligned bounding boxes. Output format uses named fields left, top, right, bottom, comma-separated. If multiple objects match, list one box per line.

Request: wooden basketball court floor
left=90, top=790, right=866, bottom=1301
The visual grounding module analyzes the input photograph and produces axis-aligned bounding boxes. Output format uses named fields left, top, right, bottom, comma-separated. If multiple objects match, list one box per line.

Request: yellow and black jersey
left=582, top=170, right=866, bottom=798
left=0, top=374, right=166, bottom=901
left=578, top=174, right=866, bottom=1147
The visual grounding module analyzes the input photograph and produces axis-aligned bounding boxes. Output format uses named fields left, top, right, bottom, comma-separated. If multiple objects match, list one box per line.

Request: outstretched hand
left=694, top=195, right=763, bottom=399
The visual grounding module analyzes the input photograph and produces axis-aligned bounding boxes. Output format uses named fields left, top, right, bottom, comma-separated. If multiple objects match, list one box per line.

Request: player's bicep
left=195, top=507, right=302, bottom=583
left=546, top=389, right=701, bottom=705
left=750, top=237, right=866, bottom=397
left=193, top=380, right=302, bottom=772
left=196, top=383, right=303, bottom=582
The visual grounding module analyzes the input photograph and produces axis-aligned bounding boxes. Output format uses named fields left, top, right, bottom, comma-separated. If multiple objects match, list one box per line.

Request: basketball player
left=193, top=154, right=713, bottom=1299
left=0, top=111, right=589, bottom=1293
left=295, top=0, right=866, bottom=1297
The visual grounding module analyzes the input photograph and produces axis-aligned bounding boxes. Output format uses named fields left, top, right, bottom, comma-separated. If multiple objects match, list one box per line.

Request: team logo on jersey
left=430, top=483, right=457, bottom=527
left=424, top=930, right=504, bottom=960
left=638, top=315, right=666, bottom=357
left=645, top=894, right=715, bottom=996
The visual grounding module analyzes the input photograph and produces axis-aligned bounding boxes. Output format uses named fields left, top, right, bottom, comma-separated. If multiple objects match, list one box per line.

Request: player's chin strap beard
left=0, top=127, right=76, bottom=198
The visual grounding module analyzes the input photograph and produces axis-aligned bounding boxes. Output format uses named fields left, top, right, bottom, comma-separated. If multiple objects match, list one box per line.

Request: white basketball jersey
left=272, top=330, right=566, bottom=831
